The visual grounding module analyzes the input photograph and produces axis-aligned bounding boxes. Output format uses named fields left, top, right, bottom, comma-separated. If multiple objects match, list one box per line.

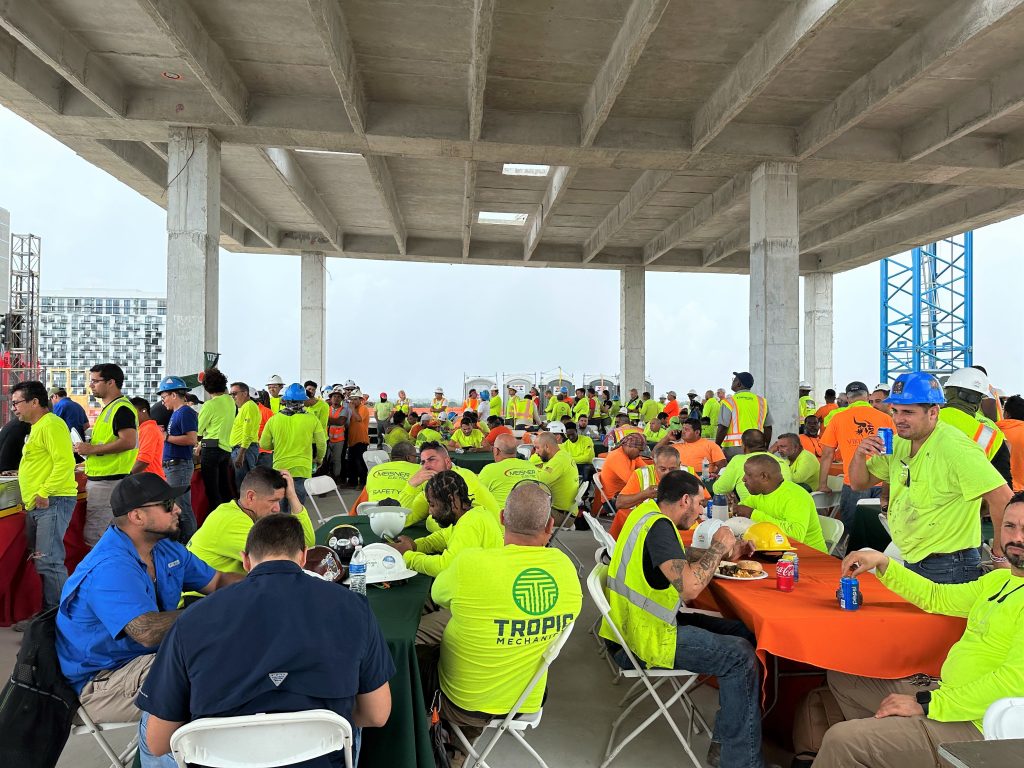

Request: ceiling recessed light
left=294, top=148, right=362, bottom=157
left=478, top=211, right=529, bottom=226
left=161, top=71, right=183, bottom=80
left=502, top=163, right=550, bottom=176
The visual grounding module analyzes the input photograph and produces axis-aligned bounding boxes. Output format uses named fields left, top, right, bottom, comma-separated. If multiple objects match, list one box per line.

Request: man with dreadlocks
left=392, top=470, right=503, bottom=578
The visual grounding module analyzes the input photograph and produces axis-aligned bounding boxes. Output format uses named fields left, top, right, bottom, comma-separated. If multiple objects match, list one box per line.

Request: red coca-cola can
left=776, top=559, right=795, bottom=592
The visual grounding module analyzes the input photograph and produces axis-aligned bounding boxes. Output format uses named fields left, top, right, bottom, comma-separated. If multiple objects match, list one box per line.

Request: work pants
left=346, top=442, right=369, bottom=486
left=813, top=671, right=980, bottom=768
left=163, top=460, right=196, bottom=543
left=200, top=445, right=234, bottom=512
left=84, top=479, right=118, bottom=547
left=905, top=548, right=982, bottom=585
left=79, top=653, right=155, bottom=724
left=328, top=440, right=346, bottom=481
left=231, top=443, right=259, bottom=490
left=25, top=496, right=75, bottom=610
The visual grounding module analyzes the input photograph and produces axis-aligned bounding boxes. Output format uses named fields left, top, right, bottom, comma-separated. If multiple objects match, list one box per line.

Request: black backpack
left=0, top=608, right=79, bottom=768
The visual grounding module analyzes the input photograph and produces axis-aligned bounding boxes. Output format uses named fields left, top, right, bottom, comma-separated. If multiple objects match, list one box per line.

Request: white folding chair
left=585, top=564, right=708, bottom=768
left=983, top=697, right=1024, bottom=739
left=362, top=450, right=389, bottom=470
left=583, top=510, right=617, bottom=554
left=73, top=705, right=138, bottom=768
left=548, top=481, right=590, bottom=574
left=825, top=474, right=844, bottom=492
left=170, top=709, right=353, bottom=768
left=356, top=501, right=379, bottom=515
left=451, top=622, right=576, bottom=768
left=592, top=473, right=614, bottom=518
left=517, top=444, right=534, bottom=460
left=593, top=456, right=606, bottom=472
left=303, top=476, right=349, bottom=526
left=811, top=490, right=840, bottom=519
left=818, top=514, right=845, bottom=556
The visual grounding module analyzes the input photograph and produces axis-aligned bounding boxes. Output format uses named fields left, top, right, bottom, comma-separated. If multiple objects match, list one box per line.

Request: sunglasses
left=140, top=498, right=176, bottom=512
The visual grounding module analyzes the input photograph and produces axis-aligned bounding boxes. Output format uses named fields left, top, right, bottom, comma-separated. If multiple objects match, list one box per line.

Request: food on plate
left=718, top=560, right=765, bottom=579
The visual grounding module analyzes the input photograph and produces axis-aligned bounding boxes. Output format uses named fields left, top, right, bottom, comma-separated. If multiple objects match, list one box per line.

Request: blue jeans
left=164, top=460, right=197, bottom=543
left=905, top=548, right=982, bottom=584
left=280, top=480, right=309, bottom=515
left=838, top=484, right=882, bottom=533
left=232, top=444, right=259, bottom=488
left=25, top=496, right=75, bottom=610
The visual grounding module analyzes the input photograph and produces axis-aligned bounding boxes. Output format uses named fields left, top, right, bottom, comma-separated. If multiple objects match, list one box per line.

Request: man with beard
left=56, top=475, right=243, bottom=724
left=814, top=493, right=1024, bottom=768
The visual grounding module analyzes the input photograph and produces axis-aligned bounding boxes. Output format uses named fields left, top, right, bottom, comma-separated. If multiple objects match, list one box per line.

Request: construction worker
left=998, top=395, right=1024, bottom=492
left=559, top=421, right=595, bottom=484
left=610, top=445, right=683, bottom=539
left=658, top=417, right=726, bottom=477
left=597, top=432, right=652, bottom=517
left=228, top=382, right=261, bottom=487
left=374, top=393, right=394, bottom=447
left=503, top=386, right=522, bottom=426
left=326, top=388, right=347, bottom=481
left=398, top=443, right=500, bottom=530
left=393, top=389, right=411, bottom=415
left=448, top=416, right=485, bottom=452
left=712, top=429, right=791, bottom=502
left=266, top=374, right=284, bottom=413
left=73, top=363, right=138, bottom=548
left=939, top=367, right=1011, bottom=485
left=771, top=433, right=820, bottom=492
left=663, top=391, right=681, bottom=420
left=430, top=387, right=448, bottom=421
left=478, top=434, right=541, bottom=508
left=638, top=392, right=661, bottom=425
left=157, top=376, right=198, bottom=541
left=869, top=385, right=892, bottom=415
left=546, top=390, right=571, bottom=424
left=798, top=382, right=816, bottom=419
left=461, top=388, right=480, bottom=415
left=849, top=371, right=1012, bottom=583
left=716, top=372, right=771, bottom=459
left=815, top=388, right=839, bottom=422
left=624, top=388, right=643, bottom=424
left=362, top=441, right=421, bottom=505
left=571, top=387, right=590, bottom=421
left=701, top=389, right=723, bottom=439
left=259, top=383, right=327, bottom=512
left=732, top=454, right=827, bottom=553
left=971, top=365, right=1004, bottom=422
left=530, top=432, right=579, bottom=525
left=384, top=410, right=411, bottom=449
left=643, top=414, right=669, bottom=444
left=489, top=387, right=502, bottom=426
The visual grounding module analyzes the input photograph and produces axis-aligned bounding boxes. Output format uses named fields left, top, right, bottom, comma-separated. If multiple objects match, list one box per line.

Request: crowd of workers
left=4, top=359, right=1024, bottom=768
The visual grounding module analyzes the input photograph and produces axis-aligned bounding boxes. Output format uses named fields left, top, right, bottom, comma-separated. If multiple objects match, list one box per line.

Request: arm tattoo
left=123, top=610, right=182, bottom=648
left=690, top=542, right=728, bottom=588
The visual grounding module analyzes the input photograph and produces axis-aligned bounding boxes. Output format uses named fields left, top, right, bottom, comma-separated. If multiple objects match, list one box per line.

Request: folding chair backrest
left=586, top=564, right=647, bottom=673
left=983, top=697, right=1024, bottom=740
left=593, top=457, right=606, bottom=472
left=363, top=450, right=389, bottom=470
left=169, top=709, right=354, bottom=768
left=583, top=512, right=616, bottom=552
left=593, top=472, right=606, bottom=501
left=818, top=515, right=845, bottom=555
left=825, top=474, right=844, bottom=492
left=517, top=444, right=534, bottom=460
left=574, top=481, right=590, bottom=508
left=811, top=491, right=837, bottom=513
left=304, top=475, right=339, bottom=497
left=502, top=621, right=577, bottom=720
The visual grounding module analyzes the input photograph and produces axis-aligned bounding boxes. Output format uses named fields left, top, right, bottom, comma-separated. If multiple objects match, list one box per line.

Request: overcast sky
left=2, top=106, right=1021, bottom=400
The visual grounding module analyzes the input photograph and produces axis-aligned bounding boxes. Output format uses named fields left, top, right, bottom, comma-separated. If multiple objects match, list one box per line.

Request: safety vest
left=514, top=398, right=536, bottom=424
left=625, top=398, right=642, bottom=420
left=600, top=504, right=681, bottom=669
left=634, top=465, right=658, bottom=490
left=463, top=397, right=479, bottom=412
left=798, top=395, right=816, bottom=419
left=505, top=396, right=520, bottom=420
left=328, top=406, right=346, bottom=443
left=430, top=397, right=447, bottom=416
left=721, top=392, right=768, bottom=448
left=610, top=425, right=644, bottom=446
left=85, top=396, right=139, bottom=478
left=270, top=396, right=281, bottom=414
left=394, top=398, right=411, bottom=414
left=938, top=407, right=1004, bottom=461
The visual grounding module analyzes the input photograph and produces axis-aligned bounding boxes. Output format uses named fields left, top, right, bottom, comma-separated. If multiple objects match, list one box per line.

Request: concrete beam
left=259, top=147, right=342, bottom=252
left=797, top=0, right=1024, bottom=157
left=364, top=154, right=407, bottom=255
left=135, top=0, right=249, bottom=125
left=299, top=252, right=326, bottom=385
left=461, top=0, right=496, bottom=260
left=692, top=0, right=852, bottom=154
left=166, top=126, right=219, bottom=376
left=523, top=165, right=576, bottom=261
left=619, top=267, right=646, bottom=397
left=803, top=273, right=833, bottom=406
left=306, top=0, right=365, bottom=134
left=0, top=29, right=65, bottom=113
left=583, top=170, right=673, bottom=263
left=461, top=161, right=476, bottom=260
left=220, top=179, right=280, bottom=250
left=0, top=0, right=124, bottom=117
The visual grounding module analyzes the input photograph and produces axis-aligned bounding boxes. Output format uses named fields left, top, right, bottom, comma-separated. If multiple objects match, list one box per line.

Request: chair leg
left=602, top=677, right=704, bottom=768
left=509, top=729, right=550, bottom=768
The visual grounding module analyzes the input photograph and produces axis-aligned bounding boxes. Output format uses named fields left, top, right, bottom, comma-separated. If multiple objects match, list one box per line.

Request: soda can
left=878, top=427, right=894, bottom=455
left=705, top=499, right=713, bottom=520
left=776, top=559, right=795, bottom=592
left=783, top=551, right=800, bottom=582
left=837, top=576, right=861, bottom=610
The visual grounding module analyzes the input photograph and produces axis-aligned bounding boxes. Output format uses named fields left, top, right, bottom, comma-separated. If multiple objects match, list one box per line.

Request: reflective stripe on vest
left=636, top=465, right=657, bottom=491
left=328, top=407, right=345, bottom=443
left=606, top=511, right=680, bottom=626
left=974, top=423, right=997, bottom=455
left=722, top=393, right=767, bottom=447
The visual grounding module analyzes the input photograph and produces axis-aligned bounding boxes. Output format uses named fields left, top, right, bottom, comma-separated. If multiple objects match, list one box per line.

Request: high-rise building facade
left=39, top=290, right=166, bottom=395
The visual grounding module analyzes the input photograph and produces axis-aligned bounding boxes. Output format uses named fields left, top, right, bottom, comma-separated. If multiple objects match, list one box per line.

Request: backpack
left=791, top=685, right=845, bottom=768
left=0, top=608, right=79, bottom=768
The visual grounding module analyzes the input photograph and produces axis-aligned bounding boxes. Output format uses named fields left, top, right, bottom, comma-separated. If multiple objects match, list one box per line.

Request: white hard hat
left=944, top=367, right=989, bottom=396
left=434, top=386, right=444, bottom=394
left=266, top=374, right=284, bottom=386
left=687, top=389, right=698, bottom=396
left=873, top=383, right=889, bottom=392
left=547, top=421, right=566, bottom=435
left=348, top=388, right=364, bottom=400
left=343, top=379, right=357, bottom=389
left=693, top=519, right=724, bottom=550
left=799, top=381, right=811, bottom=389
left=360, top=543, right=418, bottom=584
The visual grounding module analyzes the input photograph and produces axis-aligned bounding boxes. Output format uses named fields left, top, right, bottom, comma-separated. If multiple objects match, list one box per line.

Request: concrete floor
left=1, top=488, right=792, bottom=767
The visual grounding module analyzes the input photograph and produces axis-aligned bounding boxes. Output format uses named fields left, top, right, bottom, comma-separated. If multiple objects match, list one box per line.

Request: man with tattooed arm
left=600, top=469, right=763, bottom=768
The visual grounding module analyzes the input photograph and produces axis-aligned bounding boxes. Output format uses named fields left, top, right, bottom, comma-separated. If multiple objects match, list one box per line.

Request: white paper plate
left=713, top=570, right=768, bottom=581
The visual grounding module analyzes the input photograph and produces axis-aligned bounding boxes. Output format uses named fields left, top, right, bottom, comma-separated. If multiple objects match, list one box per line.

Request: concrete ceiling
left=3, top=0, right=1024, bottom=274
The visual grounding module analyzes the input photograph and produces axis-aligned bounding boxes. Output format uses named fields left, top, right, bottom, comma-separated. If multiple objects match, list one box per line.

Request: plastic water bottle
left=711, top=494, right=729, bottom=521
left=349, top=546, right=367, bottom=595
left=701, top=458, right=710, bottom=482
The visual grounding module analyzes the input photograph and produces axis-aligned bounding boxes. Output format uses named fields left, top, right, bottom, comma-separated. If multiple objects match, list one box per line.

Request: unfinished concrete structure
left=3, top=0, right=1024, bottom=431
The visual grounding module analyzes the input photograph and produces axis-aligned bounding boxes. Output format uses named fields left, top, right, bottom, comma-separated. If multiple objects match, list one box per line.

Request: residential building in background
left=39, top=289, right=166, bottom=395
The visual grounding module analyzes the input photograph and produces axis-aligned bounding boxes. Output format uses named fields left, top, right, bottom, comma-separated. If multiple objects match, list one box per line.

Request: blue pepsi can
left=705, top=499, right=713, bottom=520
left=878, top=427, right=894, bottom=455
left=838, top=577, right=861, bottom=611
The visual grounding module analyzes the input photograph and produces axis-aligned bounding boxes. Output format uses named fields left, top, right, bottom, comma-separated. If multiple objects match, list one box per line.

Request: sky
left=1, top=105, right=1022, bottom=400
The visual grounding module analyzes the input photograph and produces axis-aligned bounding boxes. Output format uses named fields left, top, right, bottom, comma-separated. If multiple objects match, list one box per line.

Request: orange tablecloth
left=691, top=539, right=966, bottom=680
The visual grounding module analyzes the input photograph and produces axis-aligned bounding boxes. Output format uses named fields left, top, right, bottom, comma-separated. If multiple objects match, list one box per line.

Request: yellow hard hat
left=742, top=522, right=792, bottom=553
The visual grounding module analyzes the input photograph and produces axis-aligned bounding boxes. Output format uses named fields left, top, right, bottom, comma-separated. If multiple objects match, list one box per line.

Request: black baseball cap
left=733, top=371, right=754, bottom=389
left=845, top=381, right=869, bottom=395
left=111, top=474, right=188, bottom=517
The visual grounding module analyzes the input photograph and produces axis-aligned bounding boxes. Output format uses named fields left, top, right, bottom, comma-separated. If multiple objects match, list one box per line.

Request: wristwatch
left=915, top=690, right=931, bottom=715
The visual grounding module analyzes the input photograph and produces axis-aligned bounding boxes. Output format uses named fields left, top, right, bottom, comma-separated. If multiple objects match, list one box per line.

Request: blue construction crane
left=880, top=232, right=973, bottom=382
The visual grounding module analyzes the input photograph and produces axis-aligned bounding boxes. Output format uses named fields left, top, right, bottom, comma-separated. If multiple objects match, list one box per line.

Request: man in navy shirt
left=49, top=386, right=89, bottom=437
left=56, top=474, right=242, bottom=726
left=138, top=514, right=395, bottom=768
left=158, top=376, right=199, bottom=542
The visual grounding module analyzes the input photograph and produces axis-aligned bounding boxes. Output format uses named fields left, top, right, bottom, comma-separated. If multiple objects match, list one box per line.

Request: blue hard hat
left=560, top=386, right=568, bottom=394
left=157, top=376, right=187, bottom=393
left=282, top=383, right=308, bottom=402
left=884, top=372, right=945, bottom=405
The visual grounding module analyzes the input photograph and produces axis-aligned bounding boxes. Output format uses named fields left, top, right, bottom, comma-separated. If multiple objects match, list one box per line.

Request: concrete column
left=299, top=251, right=326, bottom=385
left=619, top=267, right=645, bottom=395
left=749, top=161, right=800, bottom=435
left=166, top=126, right=219, bottom=376
left=803, top=272, right=834, bottom=404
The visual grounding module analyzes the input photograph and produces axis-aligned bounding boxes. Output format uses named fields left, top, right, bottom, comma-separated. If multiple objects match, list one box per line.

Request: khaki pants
left=84, top=479, right=119, bottom=547
left=813, top=671, right=982, bottom=768
left=78, top=653, right=156, bottom=724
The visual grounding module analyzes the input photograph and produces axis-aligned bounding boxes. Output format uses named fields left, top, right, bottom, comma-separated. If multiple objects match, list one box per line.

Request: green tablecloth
left=450, top=450, right=493, bottom=472
left=316, top=516, right=434, bottom=768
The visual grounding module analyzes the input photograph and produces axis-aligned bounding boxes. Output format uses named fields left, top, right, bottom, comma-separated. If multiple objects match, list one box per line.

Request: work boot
left=706, top=741, right=721, bottom=768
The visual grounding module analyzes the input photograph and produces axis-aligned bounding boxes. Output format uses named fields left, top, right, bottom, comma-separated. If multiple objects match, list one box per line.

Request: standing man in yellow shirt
left=798, top=382, right=816, bottom=420
left=701, top=388, right=724, bottom=439
left=196, top=368, right=237, bottom=511
left=259, top=384, right=327, bottom=511
left=12, top=380, right=78, bottom=624
left=229, top=382, right=261, bottom=487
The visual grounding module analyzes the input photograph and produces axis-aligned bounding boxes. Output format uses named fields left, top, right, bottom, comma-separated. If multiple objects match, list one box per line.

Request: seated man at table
left=610, top=445, right=682, bottom=539
left=351, top=441, right=421, bottom=510
left=447, top=415, right=485, bottom=452
left=422, top=482, right=582, bottom=760
left=478, top=434, right=540, bottom=508
left=56, top=474, right=243, bottom=724
left=481, top=414, right=513, bottom=447
left=731, top=455, right=827, bottom=553
left=560, top=421, right=596, bottom=483
left=813, top=493, right=1024, bottom=768
left=393, top=471, right=503, bottom=578
left=712, top=429, right=791, bottom=502
left=657, top=417, right=727, bottom=477
left=600, top=470, right=762, bottom=768
left=399, top=442, right=500, bottom=530
left=596, top=432, right=652, bottom=516
left=137, top=514, right=395, bottom=768
left=771, top=432, right=820, bottom=491
left=531, top=432, right=579, bottom=525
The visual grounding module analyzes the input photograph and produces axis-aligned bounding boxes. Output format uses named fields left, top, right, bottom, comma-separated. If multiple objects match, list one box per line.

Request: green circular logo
left=512, top=568, right=559, bottom=616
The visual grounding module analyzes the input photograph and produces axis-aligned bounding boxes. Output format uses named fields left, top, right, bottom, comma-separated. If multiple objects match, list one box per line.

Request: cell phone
left=381, top=533, right=397, bottom=544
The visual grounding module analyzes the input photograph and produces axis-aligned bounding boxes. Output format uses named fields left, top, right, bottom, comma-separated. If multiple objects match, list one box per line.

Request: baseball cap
left=379, top=392, right=387, bottom=399
left=845, top=381, right=869, bottom=395
left=111, top=474, right=188, bottom=517
left=547, top=421, right=566, bottom=435
left=733, top=371, right=754, bottom=389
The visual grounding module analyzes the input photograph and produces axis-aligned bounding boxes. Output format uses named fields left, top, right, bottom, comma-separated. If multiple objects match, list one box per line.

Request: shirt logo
left=269, top=672, right=288, bottom=687
left=166, top=560, right=180, bottom=569
left=512, top=568, right=559, bottom=616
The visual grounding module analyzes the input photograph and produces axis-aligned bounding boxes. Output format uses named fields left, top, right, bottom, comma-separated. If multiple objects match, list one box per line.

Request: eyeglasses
left=140, top=498, right=176, bottom=512
left=10, top=398, right=26, bottom=406
left=900, top=460, right=911, bottom=488
left=229, top=391, right=244, bottom=397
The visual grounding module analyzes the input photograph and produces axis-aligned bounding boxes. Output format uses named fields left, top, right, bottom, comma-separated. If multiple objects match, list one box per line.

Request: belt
left=910, top=547, right=979, bottom=564
left=162, top=458, right=192, bottom=467
left=200, top=440, right=223, bottom=450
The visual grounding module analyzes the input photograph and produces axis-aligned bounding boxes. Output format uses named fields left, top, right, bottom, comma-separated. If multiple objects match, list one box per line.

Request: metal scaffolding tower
left=880, top=232, right=973, bottom=382
left=7, top=233, right=41, bottom=368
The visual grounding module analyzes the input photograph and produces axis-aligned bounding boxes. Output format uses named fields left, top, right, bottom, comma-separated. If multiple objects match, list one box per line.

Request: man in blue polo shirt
left=158, top=377, right=199, bottom=543
left=137, top=514, right=395, bottom=768
left=49, top=386, right=89, bottom=437
left=56, top=474, right=242, bottom=726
